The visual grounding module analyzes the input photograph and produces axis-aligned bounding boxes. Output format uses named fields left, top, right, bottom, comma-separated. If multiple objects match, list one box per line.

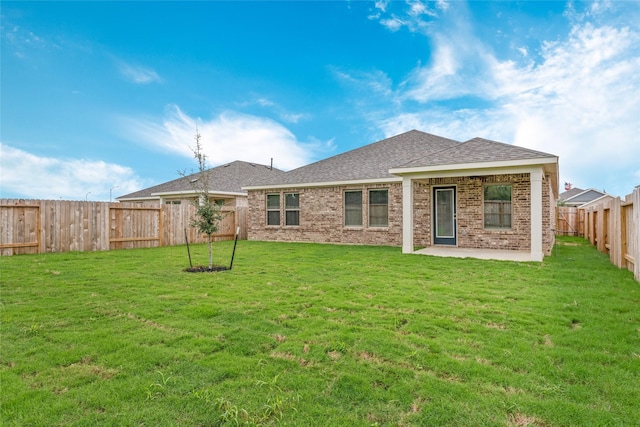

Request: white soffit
left=389, top=157, right=558, bottom=176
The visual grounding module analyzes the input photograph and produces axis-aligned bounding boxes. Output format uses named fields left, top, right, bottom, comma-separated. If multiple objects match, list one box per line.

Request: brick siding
left=248, top=184, right=403, bottom=245
left=414, top=174, right=532, bottom=251
left=248, top=173, right=553, bottom=254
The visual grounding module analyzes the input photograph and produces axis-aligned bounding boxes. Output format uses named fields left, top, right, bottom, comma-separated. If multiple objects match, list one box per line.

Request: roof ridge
left=463, top=137, right=557, bottom=157
left=285, top=129, right=429, bottom=173
left=397, top=135, right=463, bottom=167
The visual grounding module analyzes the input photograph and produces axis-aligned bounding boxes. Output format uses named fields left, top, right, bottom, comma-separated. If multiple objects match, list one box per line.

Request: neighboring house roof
left=558, top=188, right=608, bottom=206
left=117, top=160, right=286, bottom=201
left=558, top=187, right=585, bottom=203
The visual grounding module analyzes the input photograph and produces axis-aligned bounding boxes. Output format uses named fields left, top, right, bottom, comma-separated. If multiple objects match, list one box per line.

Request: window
left=285, top=193, right=300, bottom=226
left=484, top=185, right=512, bottom=229
left=344, top=191, right=363, bottom=227
left=266, top=194, right=280, bottom=225
left=369, top=189, right=388, bottom=227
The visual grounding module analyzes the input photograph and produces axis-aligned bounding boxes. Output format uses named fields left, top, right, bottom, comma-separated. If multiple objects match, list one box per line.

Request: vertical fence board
left=0, top=204, right=9, bottom=256
left=632, top=189, right=640, bottom=282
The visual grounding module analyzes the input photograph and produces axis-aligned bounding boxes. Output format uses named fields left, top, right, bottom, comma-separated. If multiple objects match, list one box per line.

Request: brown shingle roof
left=246, top=130, right=557, bottom=189
left=248, top=130, right=460, bottom=186
left=118, top=160, right=286, bottom=200
left=399, top=137, right=557, bottom=168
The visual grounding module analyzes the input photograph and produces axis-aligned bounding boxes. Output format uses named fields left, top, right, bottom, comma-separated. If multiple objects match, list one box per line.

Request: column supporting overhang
left=402, top=176, right=414, bottom=254
left=530, top=169, right=544, bottom=261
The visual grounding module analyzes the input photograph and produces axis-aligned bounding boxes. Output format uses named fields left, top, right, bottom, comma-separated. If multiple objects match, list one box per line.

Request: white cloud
left=374, top=0, right=388, bottom=13
left=408, top=1, right=437, bottom=18
left=0, top=144, right=145, bottom=201
left=1, top=23, right=54, bottom=59
left=238, top=95, right=310, bottom=124
left=372, top=0, right=448, bottom=34
left=118, top=61, right=162, bottom=84
left=436, top=0, right=449, bottom=12
left=379, top=16, right=406, bottom=32
left=256, top=97, right=275, bottom=107
left=366, top=3, right=640, bottom=196
left=120, top=105, right=323, bottom=171
left=492, top=23, right=640, bottom=195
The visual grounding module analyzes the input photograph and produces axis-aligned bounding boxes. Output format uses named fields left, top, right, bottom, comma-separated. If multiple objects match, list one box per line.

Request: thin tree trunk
left=208, top=235, right=213, bottom=269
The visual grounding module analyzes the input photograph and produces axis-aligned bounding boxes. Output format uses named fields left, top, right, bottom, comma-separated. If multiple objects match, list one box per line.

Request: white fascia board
left=116, top=196, right=158, bottom=202
left=242, top=177, right=401, bottom=191
left=151, top=190, right=246, bottom=197
left=389, top=157, right=558, bottom=176
left=150, top=190, right=195, bottom=197
left=389, top=165, right=545, bottom=181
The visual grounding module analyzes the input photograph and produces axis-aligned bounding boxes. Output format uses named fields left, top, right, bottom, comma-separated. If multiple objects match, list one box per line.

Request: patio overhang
left=395, top=163, right=553, bottom=262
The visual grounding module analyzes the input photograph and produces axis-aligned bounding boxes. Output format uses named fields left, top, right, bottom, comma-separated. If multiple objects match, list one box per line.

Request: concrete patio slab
left=414, top=246, right=532, bottom=262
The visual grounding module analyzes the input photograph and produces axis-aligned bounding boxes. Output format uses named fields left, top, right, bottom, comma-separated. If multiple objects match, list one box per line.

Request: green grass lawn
left=1, top=236, right=638, bottom=426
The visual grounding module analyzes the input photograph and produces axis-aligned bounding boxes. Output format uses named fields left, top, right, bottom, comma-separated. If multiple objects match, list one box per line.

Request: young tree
left=186, top=128, right=224, bottom=270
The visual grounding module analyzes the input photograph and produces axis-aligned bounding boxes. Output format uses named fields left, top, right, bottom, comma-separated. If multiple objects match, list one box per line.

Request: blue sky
left=1, top=0, right=639, bottom=201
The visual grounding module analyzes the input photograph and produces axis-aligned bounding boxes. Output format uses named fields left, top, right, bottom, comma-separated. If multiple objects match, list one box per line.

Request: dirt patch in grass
left=327, top=350, right=342, bottom=361
left=25, top=358, right=119, bottom=394
left=509, top=412, right=548, bottom=426
left=270, top=351, right=311, bottom=367
left=485, top=322, right=507, bottom=330
left=273, top=334, right=287, bottom=343
left=125, top=312, right=173, bottom=331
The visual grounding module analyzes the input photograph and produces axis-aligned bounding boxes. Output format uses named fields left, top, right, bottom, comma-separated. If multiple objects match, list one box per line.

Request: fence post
left=633, top=187, right=640, bottom=282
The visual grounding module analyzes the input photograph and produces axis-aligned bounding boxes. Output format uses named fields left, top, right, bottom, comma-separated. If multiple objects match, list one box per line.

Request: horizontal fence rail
left=0, top=199, right=246, bottom=256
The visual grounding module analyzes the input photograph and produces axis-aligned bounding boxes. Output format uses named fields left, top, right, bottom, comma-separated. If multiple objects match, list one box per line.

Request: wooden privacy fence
left=561, top=187, right=639, bottom=282
left=0, top=199, right=247, bottom=256
left=556, top=206, right=584, bottom=236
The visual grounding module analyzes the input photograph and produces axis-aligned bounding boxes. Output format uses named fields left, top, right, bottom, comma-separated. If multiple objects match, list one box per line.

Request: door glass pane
left=436, top=189, right=454, bottom=238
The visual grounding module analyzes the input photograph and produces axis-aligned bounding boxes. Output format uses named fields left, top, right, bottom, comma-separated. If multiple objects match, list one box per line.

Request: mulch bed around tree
left=183, top=265, right=229, bottom=273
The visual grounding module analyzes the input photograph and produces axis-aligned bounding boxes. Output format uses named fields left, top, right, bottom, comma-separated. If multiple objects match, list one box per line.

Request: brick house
left=117, top=160, right=287, bottom=240
left=118, top=160, right=286, bottom=207
left=244, top=130, right=559, bottom=261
